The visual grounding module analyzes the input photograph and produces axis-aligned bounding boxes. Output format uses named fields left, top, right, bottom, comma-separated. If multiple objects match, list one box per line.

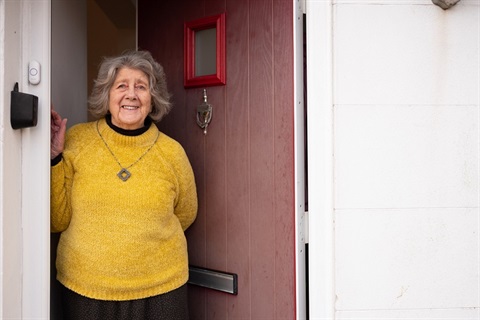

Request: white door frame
left=1, top=1, right=24, bottom=317
left=2, top=0, right=335, bottom=318
left=305, top=0, right=336, bottom=319
left=21, top=1, right=51, bottom=317
left=1, top=0, right=51, bottom=318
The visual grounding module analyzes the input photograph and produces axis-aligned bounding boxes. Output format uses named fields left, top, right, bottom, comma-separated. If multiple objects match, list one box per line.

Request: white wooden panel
left=335, top=104, right=479, bottom=209
left=0, top=1, right=23, bottom=318
left=337, top=308, right=480, bottom=319
left=21, top=1, right=51, bottom=318
left=334, top=4, right=480, bottom=106
left=335, top=208, right=479, bottom=310
left=306, top=0, right=336, bottom=319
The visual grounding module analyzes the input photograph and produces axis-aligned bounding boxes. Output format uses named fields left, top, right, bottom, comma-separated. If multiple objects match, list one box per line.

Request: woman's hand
left=51, top=109, right=67, bottom=160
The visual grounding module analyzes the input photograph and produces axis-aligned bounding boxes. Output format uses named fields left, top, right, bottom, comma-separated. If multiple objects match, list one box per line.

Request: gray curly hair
left=88, top=50, right=171, bottom=122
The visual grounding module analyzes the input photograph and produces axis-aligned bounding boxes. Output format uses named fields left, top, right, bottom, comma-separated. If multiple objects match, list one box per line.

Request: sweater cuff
left=51, top=154, right=63, bottom=166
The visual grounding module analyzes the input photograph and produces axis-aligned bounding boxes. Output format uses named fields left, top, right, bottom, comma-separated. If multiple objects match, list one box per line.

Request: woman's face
left=108, top=67, right=152, bottom=130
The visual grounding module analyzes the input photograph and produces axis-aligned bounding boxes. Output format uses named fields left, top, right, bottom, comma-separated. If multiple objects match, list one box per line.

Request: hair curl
left=88, top=50, right=171, bottom=122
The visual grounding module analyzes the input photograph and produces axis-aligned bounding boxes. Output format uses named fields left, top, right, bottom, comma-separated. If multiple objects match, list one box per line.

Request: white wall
left=334, top=0, right=479, bottom=318
left=308, top=0, right=479, bottom=319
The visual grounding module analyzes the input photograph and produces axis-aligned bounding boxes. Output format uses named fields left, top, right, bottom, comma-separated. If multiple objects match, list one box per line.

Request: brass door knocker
left=196, top=89, right=213, bottom=135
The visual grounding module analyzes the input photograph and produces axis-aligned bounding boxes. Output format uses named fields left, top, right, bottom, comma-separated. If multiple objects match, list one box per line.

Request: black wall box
left=11, top=82, right=38, bottom=129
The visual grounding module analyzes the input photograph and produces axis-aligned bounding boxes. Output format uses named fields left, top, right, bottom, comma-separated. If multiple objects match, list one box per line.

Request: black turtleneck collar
left=105, top=114, right=152, bottom=136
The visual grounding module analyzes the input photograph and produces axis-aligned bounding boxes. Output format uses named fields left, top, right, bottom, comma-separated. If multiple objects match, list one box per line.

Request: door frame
left=21, top=0, right=51, bottom=317
left=305, top=0, right=336, bottom=319
left=2, top=0, right=337, bottom=318
left=1, top=0, right=51, bottom=318
left=1, top=1, right=23, bottom=317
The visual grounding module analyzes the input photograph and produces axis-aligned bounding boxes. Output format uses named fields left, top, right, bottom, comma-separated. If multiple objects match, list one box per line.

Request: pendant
left=117, top=168, right=131, bottom=181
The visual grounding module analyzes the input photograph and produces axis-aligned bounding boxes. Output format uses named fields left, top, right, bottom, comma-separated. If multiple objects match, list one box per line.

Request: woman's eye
left=136, top=85, right=146, bottom=90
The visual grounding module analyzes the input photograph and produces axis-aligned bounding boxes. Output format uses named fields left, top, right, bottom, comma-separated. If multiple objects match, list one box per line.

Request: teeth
left=122, top=105, right=139, bottom=110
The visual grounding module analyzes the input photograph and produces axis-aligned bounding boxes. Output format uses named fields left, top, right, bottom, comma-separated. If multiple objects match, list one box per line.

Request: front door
left=138, top=0, right=304, bottom=318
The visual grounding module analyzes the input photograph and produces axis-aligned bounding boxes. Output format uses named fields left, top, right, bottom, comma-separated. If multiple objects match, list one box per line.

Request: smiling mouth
left=121, top=105, right=139, bottom=110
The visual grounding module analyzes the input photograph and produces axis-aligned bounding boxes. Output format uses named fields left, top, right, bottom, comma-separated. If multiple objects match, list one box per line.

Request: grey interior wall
left=51, top=0, right=88, bottom=128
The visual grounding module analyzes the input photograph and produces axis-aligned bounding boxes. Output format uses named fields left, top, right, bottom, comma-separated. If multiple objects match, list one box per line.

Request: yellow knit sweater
left=51, top=118, right=198, bottom=301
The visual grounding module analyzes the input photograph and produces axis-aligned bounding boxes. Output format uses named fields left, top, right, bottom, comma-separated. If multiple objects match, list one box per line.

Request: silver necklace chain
left=96, top=120, right=160, bottom=181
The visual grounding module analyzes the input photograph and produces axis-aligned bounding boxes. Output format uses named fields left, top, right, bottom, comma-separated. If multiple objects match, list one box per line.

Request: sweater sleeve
left=50, top=126, right=81, bottom=232
left=172, top=146, right=198, bottom=231
left=51, top=156, right=74, bottom=232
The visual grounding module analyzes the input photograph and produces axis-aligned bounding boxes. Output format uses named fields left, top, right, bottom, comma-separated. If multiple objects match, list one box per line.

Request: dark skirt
left=61, top=284, right=189, bottom=320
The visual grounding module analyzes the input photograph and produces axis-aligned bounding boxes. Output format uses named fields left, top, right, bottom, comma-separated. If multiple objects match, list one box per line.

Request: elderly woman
left=50, top=50, right=197, bottom=320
